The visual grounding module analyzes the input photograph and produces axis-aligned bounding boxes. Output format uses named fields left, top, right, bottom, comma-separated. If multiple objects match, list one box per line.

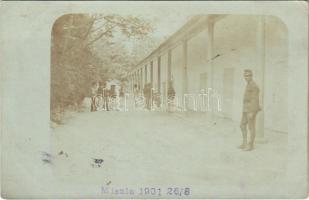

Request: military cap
left=244, top=69, right=253, bottom=76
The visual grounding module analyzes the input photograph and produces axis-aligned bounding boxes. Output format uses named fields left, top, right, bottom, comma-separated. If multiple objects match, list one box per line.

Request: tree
left=51, top=14, right=154, bottom=121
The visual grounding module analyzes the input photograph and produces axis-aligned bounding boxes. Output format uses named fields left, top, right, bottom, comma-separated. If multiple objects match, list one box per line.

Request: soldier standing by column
left=167, top=81, right=176, bottom=112
left=102, top=81, right=109, bottom=111
left=239, top=69, right=261, bottom=151
left=90, top=81, right=99, bottom=112
left=143, top=83, right=151, bottom=110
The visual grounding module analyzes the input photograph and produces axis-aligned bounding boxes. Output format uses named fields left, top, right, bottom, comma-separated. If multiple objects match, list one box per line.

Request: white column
left=167, top=50, right=172, bottom=85
left=131, top=74, right=134, bottom=93
left=182, top=40, right=188, bottom=109
left=157, top=56, right=161, bottom=93
left=256, top=16, right=266, bottom=139
left=207, top=19, right=215, bottom=119
left=144, top=64, right=148, bottom=84
left=150, top=61, right=153, bottom=86
left=141, top=68, right=143, bottom=89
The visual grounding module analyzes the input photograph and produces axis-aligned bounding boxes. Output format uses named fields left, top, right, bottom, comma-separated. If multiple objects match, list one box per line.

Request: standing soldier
left=103, top=81, right=110, bottom=111
left=109, top=85, right=117, bottom=110
left=167, top=81, right=176, bottom=112
left=143, top=83, right=151, bottom=110
left=239, top=69, right=261, bottom=151
left=133, top=84, right=139, bottom=107
left=99, top=81, right=109, bottom=111
left=90, top=81, right=98, bottom=112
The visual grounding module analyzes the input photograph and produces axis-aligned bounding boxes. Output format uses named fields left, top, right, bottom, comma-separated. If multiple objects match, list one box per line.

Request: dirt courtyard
left=50, top=108, right=288, bottom=198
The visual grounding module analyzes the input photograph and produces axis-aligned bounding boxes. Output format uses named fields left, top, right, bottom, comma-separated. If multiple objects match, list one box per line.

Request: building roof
left=129, top=14, right=226, bottom=74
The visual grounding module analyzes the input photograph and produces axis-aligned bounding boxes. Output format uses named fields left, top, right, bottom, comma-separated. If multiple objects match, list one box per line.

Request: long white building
left=126, top=15, right=288, bottom=134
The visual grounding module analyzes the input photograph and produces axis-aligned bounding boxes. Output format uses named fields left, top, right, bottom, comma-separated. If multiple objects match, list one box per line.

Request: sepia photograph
left=1, top=1, right=308, bottom=199
left=51, top=12, right=288, bottom=186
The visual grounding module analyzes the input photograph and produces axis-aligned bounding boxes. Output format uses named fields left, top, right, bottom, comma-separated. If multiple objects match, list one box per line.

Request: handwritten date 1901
left=139, top=187, right=190, bottom=196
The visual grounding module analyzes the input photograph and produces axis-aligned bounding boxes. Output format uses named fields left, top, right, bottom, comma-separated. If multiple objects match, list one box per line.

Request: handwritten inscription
left=101, top=186, right=191, bottom=197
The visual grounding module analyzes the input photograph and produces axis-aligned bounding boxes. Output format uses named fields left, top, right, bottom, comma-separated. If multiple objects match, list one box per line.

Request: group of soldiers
left=90, top=69, right=261, bottom=151
left=90, top=81, right=122, bottom=112
left=133, top=81, right=176, bottom=111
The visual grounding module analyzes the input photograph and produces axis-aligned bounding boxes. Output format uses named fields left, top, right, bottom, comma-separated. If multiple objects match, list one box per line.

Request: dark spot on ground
left=41, top=151, right=53, bottom=164
left=41, top=151, right=52, bottom=157
left=58, top=150, right=68, bottom=158
left=91, top=158, right=104, bottom=168
left=212, top=54, right=221, bottom=60
left=42, top=158, right=53, bottom=164
left=93, top=158, right=104, bottom=164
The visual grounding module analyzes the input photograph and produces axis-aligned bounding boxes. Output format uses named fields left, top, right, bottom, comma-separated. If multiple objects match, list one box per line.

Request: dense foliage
left=51, top=14, right=155, bottom=122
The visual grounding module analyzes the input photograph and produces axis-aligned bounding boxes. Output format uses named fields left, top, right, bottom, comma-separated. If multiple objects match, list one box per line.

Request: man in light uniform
left=90, top=81, right=99, bottom=112
left=239, top=69, right=261, bottom=151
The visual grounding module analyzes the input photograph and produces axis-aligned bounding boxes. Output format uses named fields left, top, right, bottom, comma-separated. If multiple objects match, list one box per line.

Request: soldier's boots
left=238, top=142, right=247, bottom=149
left=243, top=142, right=254, bottom=151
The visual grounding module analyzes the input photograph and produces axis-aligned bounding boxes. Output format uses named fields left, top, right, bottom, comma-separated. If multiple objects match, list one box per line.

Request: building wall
left=212, top=15, right=288, bottom=132
left=152, top=58, right=158, bottom=91
left=144, top=64, right=148, bottom=85
left=130, top=15, right=288, bottom=133
left=187, top=29, right=208, bottom=93
left=187, top=29, right=209, bottom=110
left=264, top=16, right=288, bottom=131
left=140, top=67, right=144, bottom=89
left=160, top=53, right=168, bottom=102
left=146, top=62, right=151, bottom=85
left=171, top=44, right=183, bottom=107
left=213, top=15, right=259, bottom=120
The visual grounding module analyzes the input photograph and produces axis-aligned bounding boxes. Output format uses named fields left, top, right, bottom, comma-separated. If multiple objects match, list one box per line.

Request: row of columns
left=130, top=42, right=187, bottom=89
left=128, top=44, right=186, bottom=96
left=127, top=16, right=265, bottom=139
left=128, top=60, right=159, bottom=91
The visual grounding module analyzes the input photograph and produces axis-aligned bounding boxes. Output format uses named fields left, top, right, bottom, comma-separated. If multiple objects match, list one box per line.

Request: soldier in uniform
left=143, top=83, right=152, bottom=110
left=167, top=81, right=176, bottom=112
left=90, top=81, right=99, bottom=112
left=239, top=69, right=261, bottom=151
left=99, top=81, right=109, bottom=111
left=133, top=84, right=139, bottom=107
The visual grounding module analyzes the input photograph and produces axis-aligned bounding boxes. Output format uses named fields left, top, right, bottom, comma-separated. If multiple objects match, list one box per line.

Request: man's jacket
left=243, top=80, right=261, bottom=113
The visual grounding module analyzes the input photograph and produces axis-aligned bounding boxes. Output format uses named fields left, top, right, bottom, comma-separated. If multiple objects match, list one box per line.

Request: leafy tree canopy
left=51, top=14, right=159, bottom=115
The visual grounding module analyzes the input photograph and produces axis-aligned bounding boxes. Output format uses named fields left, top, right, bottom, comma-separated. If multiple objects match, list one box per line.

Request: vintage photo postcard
left=1, top=1, right=308, bottom=199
